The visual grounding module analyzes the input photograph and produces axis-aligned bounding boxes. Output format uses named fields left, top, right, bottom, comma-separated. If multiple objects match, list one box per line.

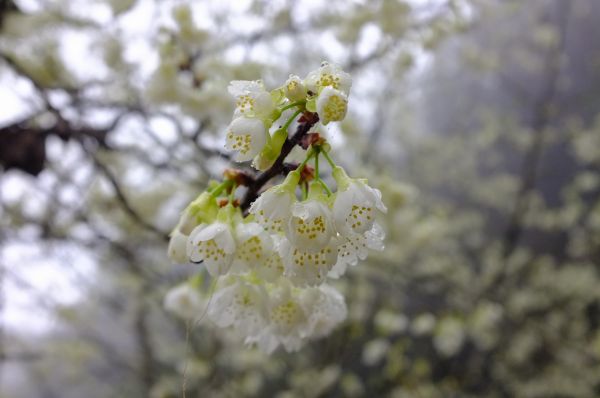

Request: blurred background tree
left=1, top=0, right=599, bottom=397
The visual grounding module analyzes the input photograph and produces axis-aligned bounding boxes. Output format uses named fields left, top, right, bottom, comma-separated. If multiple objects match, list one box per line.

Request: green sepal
left=332, top=166, right=352, bottom=191
left=253, top=143, right=278, bottom=171
left=216, top=203, right=237, bottom=224
left=307, top=181, right=329, bottom=202
left=306, top=97, right=317, bottom=113
left=269, top=109, right=282, bottom=125
left=207, top=180, right=220, bottom=191
left=187, top=191, right=219, bottom=224
left=280, top=170, right=301, bottom=192
left=271, top=128, right=287, bottom=154
left=173, top=191, right=219, bottom=235
left=253, top=127, right=289, bottom=171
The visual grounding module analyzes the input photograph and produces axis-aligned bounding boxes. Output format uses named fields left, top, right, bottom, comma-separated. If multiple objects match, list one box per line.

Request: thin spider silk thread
left=182, top=280, right=217, bottom=398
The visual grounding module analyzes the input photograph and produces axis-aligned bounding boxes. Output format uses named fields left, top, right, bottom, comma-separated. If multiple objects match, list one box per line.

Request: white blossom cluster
left=225, top=62, right=351, bottom=168
left=165, top=63, right=387, bottom=353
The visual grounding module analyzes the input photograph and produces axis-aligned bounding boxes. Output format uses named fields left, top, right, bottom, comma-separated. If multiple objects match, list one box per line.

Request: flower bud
left=283, top=74, right=307, bottom=102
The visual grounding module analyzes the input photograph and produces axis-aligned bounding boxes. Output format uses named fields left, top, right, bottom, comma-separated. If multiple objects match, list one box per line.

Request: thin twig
left=91, top=155, right=170, bottom=241
left=501, top=1, right=571, bottom=259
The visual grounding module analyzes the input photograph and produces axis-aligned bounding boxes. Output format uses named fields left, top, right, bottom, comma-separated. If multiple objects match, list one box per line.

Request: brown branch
left=90, top=155, right=170, bottom=241
left=0, top=52, right=65, bottom=121
left=501, top=1, right=571, bottom=258
left=134, top=299, right=156, bottom=396
left=240, top=111, right=319, bottom=211
left=0, top=0, right=19, bottom=29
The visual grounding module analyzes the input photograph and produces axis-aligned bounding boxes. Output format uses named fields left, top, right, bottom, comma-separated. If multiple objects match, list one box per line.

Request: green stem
left=281, top=109, right=303, bottom=132
left=279, top=100, right=306, bottom=112
left=228, top=182, right=237, bottom=203
left=322, top=149, right=336, bottom=168
left=209, top=180, right=233, bottom=197
left=318, top=179, right=333, bottom=196
left=314, top=150, right=333, bottom=196
left=297, top=148, right=316, bottom=172
left=302, top=182, right=308, bottom=200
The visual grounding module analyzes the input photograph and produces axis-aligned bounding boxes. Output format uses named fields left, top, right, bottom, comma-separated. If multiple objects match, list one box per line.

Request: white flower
left=228, top=80, right=275, bottom=120
left=330, top=223, right=385, bottom=279
left=167, top=229, right=188, bottom=263
left=250, top=190, right=294, bottom=233
left=164, top=284, right=205, bottom=320
left=246, top=282, right=308, bottom=353
left=300, top=284, right=347, bottom=338
left=168, top=192, right=218, bottom=264
left=286, top=199, right=336, bottom=251
left=209, top=276, right=269, bottom=337
left=187, top=222, right=236, bottom=277
left=304, top=62, right=352, bottom=95
left=283, top=74, right=307, bottom=102
left=316, top=86, right=348, bottom=125
left=363, top=222, right=385, bottom=252
left=332, top=167, right=387, bottom=235
left=246, top=282, right=347, bottom=354
left=225, top=116, right=268, bottom=162
left=230, top=222, right=273, bottom=274
left=328, top=166, right=387, bottom=278
left=254, top=235, right=286, bottom=282
left=280, top=237, right=340, bottom=286
left=249, top=171, right=300, bottom=233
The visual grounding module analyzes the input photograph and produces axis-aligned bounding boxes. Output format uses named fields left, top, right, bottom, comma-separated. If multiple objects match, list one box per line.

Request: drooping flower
left=164, top=284, right=205, bottom=320
left=254, top=235, right=286, bottom=282
left=277, top=182, right=340, bottom=285
left=167, top=229, right=189, bottom=264
left=208, top=276, right=269, bottom=337
left=187, top=222, right=236, bottom=276
left=168, top=192, right=218, bottom=264
left=328, top=166, right=387, bottom=278
left=245, top=282, right=347, bottom=353
left=280, top=237, right=340, bottom=286
left=304, top=62, right=352, bottom=96
left=286, top=198, right=336, bottom=250
left=329, top=223, right=385, bottom=278
left=299, top=284, right=347, bottom=338
left=331, top=166, right=387, bottom=235
left=230, top=222, right=273, bottom=274
left=228, top=80, right=276, bottom=120
left=283, top=74, right=307, bottom=102
left=225, top=116, right=268, bottom=162
left=249, top=171, right=300, bottom=233
left=245, top=281, right=308, bottom=353
left=186, top=206, right=237, bottom=276
left=316, top=86, right=348, bottom=125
